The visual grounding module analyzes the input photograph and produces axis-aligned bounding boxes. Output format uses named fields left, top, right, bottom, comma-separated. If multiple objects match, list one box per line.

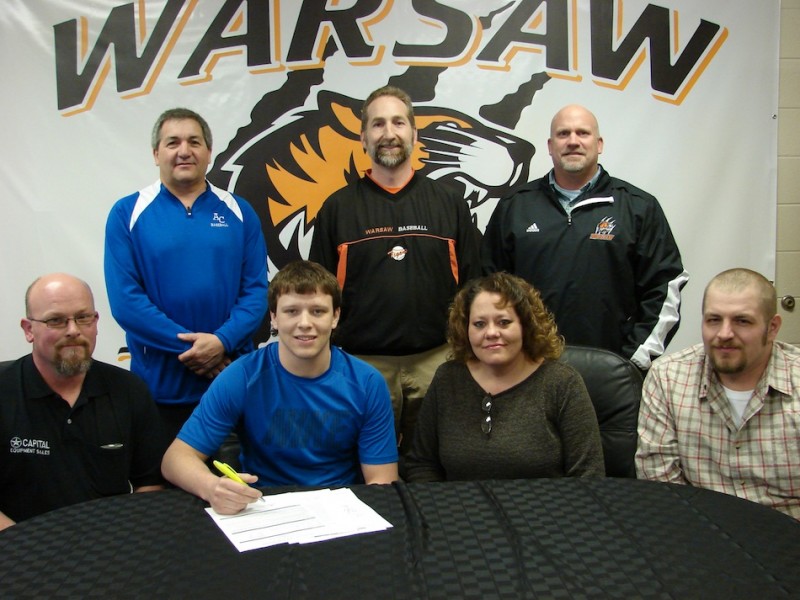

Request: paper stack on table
left=205, top=487, right=393, bottom=552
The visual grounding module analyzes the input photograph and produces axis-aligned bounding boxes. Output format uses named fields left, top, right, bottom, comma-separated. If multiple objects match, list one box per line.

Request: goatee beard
left=55, top=355, right=92, bottom=377
left=710, top=356, right=745, bottom=375
left=373, top=142, right=412, bottom=168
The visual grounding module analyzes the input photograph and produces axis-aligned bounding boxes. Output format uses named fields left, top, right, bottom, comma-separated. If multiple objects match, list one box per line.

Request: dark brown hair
left=151, top=107, right=212, bottom=150
left=360, top=85, right=416, bottom=132
left=267, top=260, right=341, bottom=314
left=448, top=272, right=564, bottom=363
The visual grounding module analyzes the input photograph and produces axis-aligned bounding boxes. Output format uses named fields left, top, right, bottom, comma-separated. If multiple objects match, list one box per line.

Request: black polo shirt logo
left=8, top=436, right=51, bottom=455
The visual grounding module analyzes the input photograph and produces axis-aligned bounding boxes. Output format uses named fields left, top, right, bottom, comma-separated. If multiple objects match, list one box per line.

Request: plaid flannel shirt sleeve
left=636, top=365, right=689, bottom=484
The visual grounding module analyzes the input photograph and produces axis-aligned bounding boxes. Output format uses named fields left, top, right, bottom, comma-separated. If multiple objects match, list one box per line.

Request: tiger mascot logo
left=210, top=88, right=537, bottom=267
left=207, top=61, right=549, bottom=342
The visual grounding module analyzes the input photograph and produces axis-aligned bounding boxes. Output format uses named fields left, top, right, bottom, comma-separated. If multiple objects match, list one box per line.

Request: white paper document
left=205, top=488, right=393, bottom=552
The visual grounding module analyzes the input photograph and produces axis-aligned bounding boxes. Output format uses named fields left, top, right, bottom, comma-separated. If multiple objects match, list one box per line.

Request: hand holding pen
left=209, top=460, right=264, bottom=513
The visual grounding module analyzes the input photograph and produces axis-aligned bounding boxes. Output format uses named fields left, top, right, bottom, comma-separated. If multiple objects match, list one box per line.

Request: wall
left=778, top=0, right=800, bottom=343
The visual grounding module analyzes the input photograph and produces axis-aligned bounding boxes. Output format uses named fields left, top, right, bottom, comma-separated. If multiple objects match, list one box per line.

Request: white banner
left=0, top=0, right=779, bottom=364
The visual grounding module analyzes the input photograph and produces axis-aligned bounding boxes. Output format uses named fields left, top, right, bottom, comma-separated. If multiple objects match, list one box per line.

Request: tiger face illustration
left=210, top=89, right=536, bottom=271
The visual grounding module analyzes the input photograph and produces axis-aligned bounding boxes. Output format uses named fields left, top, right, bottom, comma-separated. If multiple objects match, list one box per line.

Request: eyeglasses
left=481, top=395, right=493, bottom=436
left=27, top=313, right=98, bottom=329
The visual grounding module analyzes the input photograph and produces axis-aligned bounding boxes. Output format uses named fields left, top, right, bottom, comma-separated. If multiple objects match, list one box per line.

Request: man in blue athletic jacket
left=161, top=261, right=398, bottom=514
left=104, top=108, right=268, bottom=441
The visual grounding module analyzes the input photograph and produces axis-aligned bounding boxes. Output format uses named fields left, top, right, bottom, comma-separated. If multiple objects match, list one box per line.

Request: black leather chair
left=560, top=345, right=643, bottom=478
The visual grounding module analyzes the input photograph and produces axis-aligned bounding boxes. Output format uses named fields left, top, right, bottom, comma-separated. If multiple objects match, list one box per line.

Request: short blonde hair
left=703, top=268, right=776, bottom=322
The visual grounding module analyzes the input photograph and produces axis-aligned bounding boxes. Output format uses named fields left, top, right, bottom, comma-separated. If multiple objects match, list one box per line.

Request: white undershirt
left=722, top=385, right=754, bottom=428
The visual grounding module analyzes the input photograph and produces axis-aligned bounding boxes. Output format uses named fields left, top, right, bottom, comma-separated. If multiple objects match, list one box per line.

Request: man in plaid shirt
left=636, top=268, right=800, bottom=520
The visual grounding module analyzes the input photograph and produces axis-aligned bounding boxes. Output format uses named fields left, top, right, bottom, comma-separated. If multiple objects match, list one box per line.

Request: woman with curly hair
left=405, top=272, right=604, bottom=481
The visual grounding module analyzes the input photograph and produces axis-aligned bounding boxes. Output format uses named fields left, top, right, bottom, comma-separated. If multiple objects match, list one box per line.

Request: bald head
left=25, top=273, right=94, bottom=317
left=549, top=104, right=600, bottom=138
left=23, top=273, right=97, bottom=378
left=548, top=104, right=604, bottom=188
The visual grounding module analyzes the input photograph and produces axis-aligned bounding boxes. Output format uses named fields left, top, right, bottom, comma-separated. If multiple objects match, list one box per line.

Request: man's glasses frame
left=27, top=313, right=98, bottom=329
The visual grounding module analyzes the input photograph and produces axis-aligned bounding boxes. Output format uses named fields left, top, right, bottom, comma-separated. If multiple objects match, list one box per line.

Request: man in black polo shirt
left=0, top=273, right=166, bottom=529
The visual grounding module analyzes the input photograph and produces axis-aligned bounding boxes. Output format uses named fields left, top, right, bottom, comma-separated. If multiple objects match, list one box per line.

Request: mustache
left=712, top=344, right=741, bottom=350
left=55, top=339, right=90, bottom=351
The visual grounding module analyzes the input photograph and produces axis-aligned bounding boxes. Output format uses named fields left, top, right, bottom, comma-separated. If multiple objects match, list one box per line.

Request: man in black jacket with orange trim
left=310, top=86, right=481, bottom=454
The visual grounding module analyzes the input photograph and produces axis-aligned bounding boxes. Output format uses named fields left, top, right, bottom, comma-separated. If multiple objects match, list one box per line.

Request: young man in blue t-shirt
left=161, top=261, right=398, bottom=514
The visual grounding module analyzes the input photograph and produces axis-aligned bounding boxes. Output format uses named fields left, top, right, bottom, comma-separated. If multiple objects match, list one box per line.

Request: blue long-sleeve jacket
left=104, top=181, right=268, bottom=405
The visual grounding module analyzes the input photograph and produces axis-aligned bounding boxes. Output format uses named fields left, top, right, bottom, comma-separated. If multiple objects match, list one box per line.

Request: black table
left=1, top=478, right=798, bottom=599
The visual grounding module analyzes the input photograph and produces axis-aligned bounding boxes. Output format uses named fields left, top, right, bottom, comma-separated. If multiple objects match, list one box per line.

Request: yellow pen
left=213, top=460, right=265, bottom=502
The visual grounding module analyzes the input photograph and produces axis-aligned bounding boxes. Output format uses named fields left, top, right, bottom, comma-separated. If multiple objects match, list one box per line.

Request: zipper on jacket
left=185, top=205, right=192, bottom=217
